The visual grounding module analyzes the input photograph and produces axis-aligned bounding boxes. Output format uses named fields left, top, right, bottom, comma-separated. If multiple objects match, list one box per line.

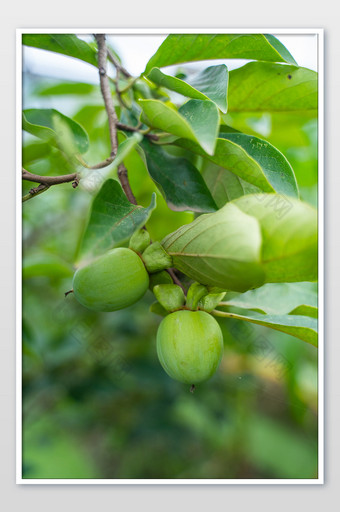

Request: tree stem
left=95, top=34, right=137, bottom=205
left=166, top=268, right=187, bottom=294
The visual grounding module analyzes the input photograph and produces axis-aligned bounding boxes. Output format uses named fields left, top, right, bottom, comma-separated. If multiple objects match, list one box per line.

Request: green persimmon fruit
left=156, top=310, right=224, bottom=384
left=73, top=248, right=149, bottom=312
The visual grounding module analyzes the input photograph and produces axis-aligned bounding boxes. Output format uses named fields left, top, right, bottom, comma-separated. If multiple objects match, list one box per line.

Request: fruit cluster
left=72, top=229, right=226, bottom=388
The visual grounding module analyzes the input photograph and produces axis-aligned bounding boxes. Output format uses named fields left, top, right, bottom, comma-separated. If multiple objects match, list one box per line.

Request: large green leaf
left=23, top=108, right=89, bottom=155
left=22, top=34, right=98, bottom=67
left=233, top=194, right=318, bottom=283
left=162, top=194, right=317, bottom=291
left=221, top=282, right=317, bottom=316
left=202, top=160, right=261, bottom=207
left=219, top=133, right=298, bottom=197
left=147, top=65, right=228, bottom=112
left=79, top=179, right=156, bottom=261
left=228, top=62, right=317, bottom=112
left=140, top=139, right=217, bottom=213
left=214, top=308, right=317, bottom=346
left=144, top=34, right=297, bottom=73
left=139, top=99, right=219, bottom=155
left=175, top=133, right=298, bottom=197
left=162, top=202, right=266, bottom=292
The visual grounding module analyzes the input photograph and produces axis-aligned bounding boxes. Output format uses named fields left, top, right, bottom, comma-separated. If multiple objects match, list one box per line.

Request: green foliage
left=22, top=34, right=98, bottom=67
left=222, top=282, right=317, bottom=316
left=175, top=134, right=298, bottom=196
left=140, top=98, right=220, bottom=155
left=144, top=34, right=297, bottom=73
left=233, top=194, right=317, bottom=283
left=147, top=64, right=229, bottom=112
left=227, top=62, right=317, bottom=112
left=22, top=32, right=319, bottom=480
left=79, top=179, right=156, bottom=262
left=23, top=108, right=89, bottom=154
left=163, top=201, right=265, bottom=292
left=140, top=138, right=217, bottom=212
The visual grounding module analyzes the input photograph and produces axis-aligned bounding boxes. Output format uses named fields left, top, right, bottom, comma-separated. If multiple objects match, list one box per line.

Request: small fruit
left=73, top=248, right=149, bottom=312
left=156, top=310, right=224, bottom=384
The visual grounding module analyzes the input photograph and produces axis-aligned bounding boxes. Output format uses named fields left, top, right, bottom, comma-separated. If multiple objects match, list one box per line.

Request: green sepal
left=199, top=291, right=227, bottom=313
left=153, top=284, right=185, bottom=312
left=142, top=241, right=173, bottom=273
left=149, top=270, right=173, bottom=291
left=150, top=301, right=168, bottom=317
left=185, top=282, right=208, bottom=310
left=129, top=228, right=151, bottom=253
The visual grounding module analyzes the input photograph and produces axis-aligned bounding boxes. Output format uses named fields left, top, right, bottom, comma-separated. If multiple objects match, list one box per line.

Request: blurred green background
left=22, top=41, right=318, bottom=480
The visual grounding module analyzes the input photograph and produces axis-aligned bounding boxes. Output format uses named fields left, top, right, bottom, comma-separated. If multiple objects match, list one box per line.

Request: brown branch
left=116, top=122, right=159, bottom=141
left=117, top=164, right=137, bottom=205
left=166, top=268, right=187, bottom=295
left=95, top=34, right=137, bottom=206
left=95, top=34, right=119, bottom=157
left=107, top=47, right=131, bottom=79
left=22, top=169, right=78, bottom=203
left=22, top=168, right=77, bottom=186
left=22, top=183, right=50, bottom=202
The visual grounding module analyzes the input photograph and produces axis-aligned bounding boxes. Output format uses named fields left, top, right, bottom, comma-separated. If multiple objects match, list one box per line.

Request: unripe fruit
left=156, top=310, right=224, bottom=384
left=73, top=248, right=149, bottom=312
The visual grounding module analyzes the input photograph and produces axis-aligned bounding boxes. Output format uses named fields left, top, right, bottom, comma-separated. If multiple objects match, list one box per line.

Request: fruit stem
left=166, top=268, right=187, bottom=295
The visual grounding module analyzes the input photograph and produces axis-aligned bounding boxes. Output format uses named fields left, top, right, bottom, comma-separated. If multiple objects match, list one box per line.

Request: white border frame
left=16, top=27, right=324, bottom=485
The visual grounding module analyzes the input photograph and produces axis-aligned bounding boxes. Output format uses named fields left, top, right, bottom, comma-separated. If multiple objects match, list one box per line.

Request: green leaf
left=222, top=282, right=317, bottom=315
left=233, top=194, right=318, bottom=283
left=228, top=62, right=317, bottom=112
left=162, top=202, right=266, bottom=292
left=147, top=64, right=229, bottom=112
left=139, top=99, right=219, bottom=155
left=175, top=133, right=298, bottom=198
left=162, top=194, right=317, bottom=291
left=23, top=108, right=89, bottom=155
left=289, top=304, right=318, bottom=318
left=79, top=179, right=156, bottom=261
left=36, top=81, right=98, bottom=96
left=22, top=142, right=52, bottom=165
left=22, top=34, right=98, bottom=67
left=214, top=309, right=317, bottom=346
left=144, top=34, right=297, bottom=73
left=140, top=139, right=218, bottom=213
left=264, top=34, right=299, bottom=66
left=219, top=133, right=298, bottom=198
left=202, top=160, right=261, bottom=207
